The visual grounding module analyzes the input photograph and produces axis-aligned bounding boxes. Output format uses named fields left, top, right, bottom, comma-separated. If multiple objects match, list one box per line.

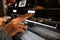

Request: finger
left=11, top=23, right=27, bottom=30
left=10, top=14, right=33, bottom=24
left=18, top=24, right=27, bottom=30
left=9, top=28, right=25, bottom=36
left=12, top=28, right=25, bottom=35
left=19, top=13, right=33, bottom=18
left=18, top=28, right=25, bottom=32
left=16, top=13, right=33, bottom=22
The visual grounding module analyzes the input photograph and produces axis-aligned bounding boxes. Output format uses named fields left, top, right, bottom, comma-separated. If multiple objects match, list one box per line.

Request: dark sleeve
left=0, top=28, right=12, bottom=40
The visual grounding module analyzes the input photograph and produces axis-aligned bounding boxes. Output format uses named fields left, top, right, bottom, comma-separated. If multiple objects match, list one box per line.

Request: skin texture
left=4, top=13, right=33, bottom=36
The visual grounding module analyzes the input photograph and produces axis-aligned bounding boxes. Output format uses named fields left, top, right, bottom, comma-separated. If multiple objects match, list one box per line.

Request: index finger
left=16, top=13, right=33, bottom=22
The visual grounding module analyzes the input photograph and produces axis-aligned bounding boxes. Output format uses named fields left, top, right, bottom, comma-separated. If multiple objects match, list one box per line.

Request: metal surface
left=33, top=25, right=59, bottom=39
left=15, top=31, right=45, bottom=40
left=24, top=20, right=60, bottom=40
left=28, top=24, right=60, bottom=40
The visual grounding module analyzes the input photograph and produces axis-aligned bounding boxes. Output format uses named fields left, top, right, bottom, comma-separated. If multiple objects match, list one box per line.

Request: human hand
left=4, top=13, right=33, bottom=36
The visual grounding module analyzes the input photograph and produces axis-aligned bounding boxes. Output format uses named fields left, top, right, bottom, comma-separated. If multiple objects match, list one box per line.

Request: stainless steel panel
left=16, top=31, right=45, bottom=40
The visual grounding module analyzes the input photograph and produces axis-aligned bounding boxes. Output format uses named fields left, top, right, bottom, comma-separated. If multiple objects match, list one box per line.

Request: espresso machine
left=0, top=0, right=60, bottom=40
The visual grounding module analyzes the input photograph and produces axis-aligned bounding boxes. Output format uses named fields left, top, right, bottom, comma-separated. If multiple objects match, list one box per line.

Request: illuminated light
left=28, top=10, right=35, bottom=13
left=13, top=10, right=17, bottom=13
